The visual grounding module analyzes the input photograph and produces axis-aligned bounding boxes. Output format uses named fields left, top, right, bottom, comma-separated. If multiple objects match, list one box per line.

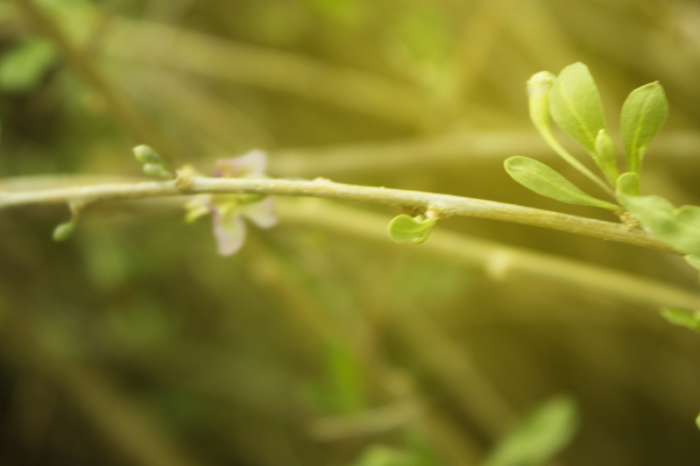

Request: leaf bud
left=52, top=221, right=75, bottom=242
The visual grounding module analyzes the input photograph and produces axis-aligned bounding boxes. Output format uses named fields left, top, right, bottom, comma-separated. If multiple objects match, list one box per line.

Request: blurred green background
left=1, top=0, right=700, bottom=465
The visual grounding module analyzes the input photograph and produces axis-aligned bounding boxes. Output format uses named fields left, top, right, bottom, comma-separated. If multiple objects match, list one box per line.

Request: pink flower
left=186, top=150, right=277, bottom=256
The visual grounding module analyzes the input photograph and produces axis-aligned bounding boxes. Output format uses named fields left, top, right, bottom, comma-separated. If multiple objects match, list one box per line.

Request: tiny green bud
left=238, top=193, right=267, bottom=204
left=616, top=172, right=640, bottom=197
left=527, top=71, right=556, bottom=130
left=143, top=163, right=174, bottom=178
left=53, top=221, right=75, bottom=241
left=133, top=145, right=166, bottom=165
left=594, top=129, right=619, bottom=186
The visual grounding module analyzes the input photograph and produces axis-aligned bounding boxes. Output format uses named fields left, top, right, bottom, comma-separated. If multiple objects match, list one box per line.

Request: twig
left=0, top=176, right=678, bottom=253
left=278, top=199, right=700, bottom=311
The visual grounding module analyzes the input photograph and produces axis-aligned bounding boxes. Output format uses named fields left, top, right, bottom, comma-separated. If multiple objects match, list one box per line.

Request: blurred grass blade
left=619, top=195, right=700, bottom=255
left=482, top=395, right=579, bottom=466
left=621, top=82, right=669, bottom=173
left=388, top=215, right=436, bottom=244
left=0, top=37, right=56, bottom=92
left=505, top=156, right=619, bottom=211
left=549, top=62, right=607, bottom=157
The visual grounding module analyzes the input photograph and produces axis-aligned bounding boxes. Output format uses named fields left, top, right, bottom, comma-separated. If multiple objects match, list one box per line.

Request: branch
left=278, top=199, right=700, bottom=311
left=0, top=175, right=677, bottom=254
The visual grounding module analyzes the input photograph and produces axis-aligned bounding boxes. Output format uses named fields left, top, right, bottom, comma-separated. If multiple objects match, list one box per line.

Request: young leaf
left=616, top=172, right=640, bottom=196
left=352, top=445, right=421, bottom=466
left=525, top=70, right=612, bottom=195
left=619, top=195, right=700, bottom=255
left=549, top=62, right=607, bottom=157
left=593, top=129, right=619, bottom=186
left=527, top=71, right=557, bottom=133
left=483, top=395, right=579, bottom=466
left=685, top=255, right=700, bottom=271
left=661, top=308, right=700, bottom=333
left=505, top=156, right=619, bottom=211
left=388, top=215, right=436, bottom=244
left=52, top=221, right=75, bottom=242
left=620, top=82, right=668, bottom=174
left=143, top=163, right=174, bottom=178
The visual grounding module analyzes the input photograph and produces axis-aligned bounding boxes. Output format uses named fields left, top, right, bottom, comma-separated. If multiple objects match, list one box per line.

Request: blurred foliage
left=1, top=0, right=700, bottom=465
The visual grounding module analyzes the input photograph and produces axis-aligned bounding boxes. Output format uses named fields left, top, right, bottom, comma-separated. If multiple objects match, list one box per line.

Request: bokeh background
left=1, top=0, right=700, bottom=465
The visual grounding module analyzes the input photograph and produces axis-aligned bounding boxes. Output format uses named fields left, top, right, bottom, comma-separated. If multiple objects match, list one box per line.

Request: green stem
left=0, top=175, right=677, bottom=253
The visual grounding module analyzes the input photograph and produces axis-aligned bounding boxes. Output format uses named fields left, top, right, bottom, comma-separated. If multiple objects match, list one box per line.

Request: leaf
left=352, top=445, right=422, bottom=466
left=527, top=71, right=557, bottom=132
left=685, top=255, right=700, bottom=271
left=388, top=215, right=436, bottom=244
left=696, top=413, right=700, bottom=431
left=619, top=195, right=700, bottom=255
left=616, top=172, right=640, bottom=196
left=0, top=38, right=56, bottom=92
left=661, top=308, right=700, bottom=333
left=52, top=221, right=75, bottom=242
left=549, top=62, right=607, bottom=156
left=525, top=70, right=612, bottom=195
left=483, top=395, right=579, bottom=466
left=593, top=129, right=619, bottom=186
left=505, top=156, right=619, bottom=211
left=620, top=82, right=668, bottom=173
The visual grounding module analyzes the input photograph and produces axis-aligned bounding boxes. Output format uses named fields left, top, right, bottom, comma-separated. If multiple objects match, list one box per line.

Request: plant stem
left=540, top=126, right=615, bottom=197
left=0, top=175, right=677, bottom=253
left=278, top=199, right=700, bottom=311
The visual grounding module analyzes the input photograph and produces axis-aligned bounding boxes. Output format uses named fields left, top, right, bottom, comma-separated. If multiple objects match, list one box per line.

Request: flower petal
left=214, top=150, right=267, bottom=178
left=240, top=197, right=277, bottom=229
left=212, top=210, right=246, bottom=256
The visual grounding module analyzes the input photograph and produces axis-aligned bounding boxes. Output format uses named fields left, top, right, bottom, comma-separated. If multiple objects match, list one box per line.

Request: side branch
left=0, top=176, right=676, bottom=254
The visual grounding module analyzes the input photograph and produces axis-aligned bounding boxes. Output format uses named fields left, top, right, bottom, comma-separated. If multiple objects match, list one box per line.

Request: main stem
left=0, top=176, right=676, bottom=254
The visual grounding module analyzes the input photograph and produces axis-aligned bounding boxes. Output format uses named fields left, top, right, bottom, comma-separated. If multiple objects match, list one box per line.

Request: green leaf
left=549, top=62, right=607, bottom=156
left=0, top=38, right=56, bottom=92
left=619, top=195, right=700, bottom=255
left=620, top=82, right=668, bottom=174
left=505, top=156, right=619, bottom=211
left=593, top=129, right=619, bottom=186
left=696, top=412, right=700, bottom=431
left=388, top=215, right=436, bottom=244
left=52, top=221, right=75, bottom=242
left=143, top=163, right=174, bottom=178
left=134, top=145, right=173, bottom=178
left=527, top=71, right=557, bottom=133
left=616, top=172, right=640, bottom=196
left=661, top=308, right=700, bottom=333
left=685, top=255, right=700, bottom=271
left=133, top=145, right=167, bottom=166
left=353, top=445, right=422, bottom=466
left=483, top=395, right=579, bottom=466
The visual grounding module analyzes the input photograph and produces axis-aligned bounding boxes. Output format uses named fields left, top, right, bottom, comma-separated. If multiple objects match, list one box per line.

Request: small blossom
left=185, top=150, right=277, bottom=256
